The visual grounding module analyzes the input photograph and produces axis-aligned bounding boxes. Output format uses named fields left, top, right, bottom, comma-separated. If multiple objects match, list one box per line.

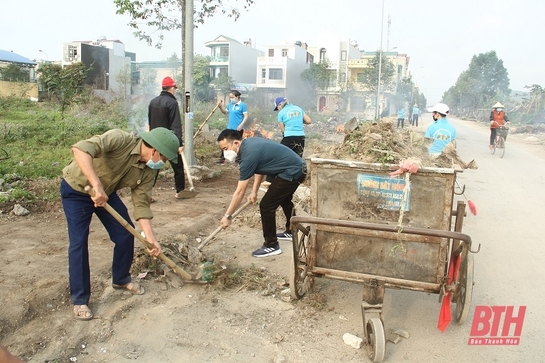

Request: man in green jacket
left=61, top=127, right=179, bottom=321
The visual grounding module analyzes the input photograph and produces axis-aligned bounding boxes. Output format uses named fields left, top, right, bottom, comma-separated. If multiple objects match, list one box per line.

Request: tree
left=390, top=77, right=413, bottom=110
left=211, top=72, right=234, bottom=101
left=37, top=62, right=88, bottom=117
left=115, top=64, right=132, bottom=99
left=358, top=51, right=395, bottom=95
left=0, top=63, right=30, bottom=82
left=114, top=0, right=256, bottom=48
left=301, top=60, right=334, bottom=108
left=140, top=68, right=158, bottom=96
left=443, top=51, right=510, bottom=112
left=192, top=55, right=213, bottom=101
left=212, top=72, right=234, bottom=96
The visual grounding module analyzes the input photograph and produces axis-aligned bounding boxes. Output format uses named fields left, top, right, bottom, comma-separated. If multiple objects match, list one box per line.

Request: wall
left=0, top=81, right=38, bottom=99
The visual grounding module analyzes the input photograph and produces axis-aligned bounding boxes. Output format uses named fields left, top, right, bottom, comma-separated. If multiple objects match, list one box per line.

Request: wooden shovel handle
left=193, top=102, right=221, bottom=139
left=180, top=152, right=195, bottom=191
left=84, top=186, right=194, bottom=281
left=198, top=200, right=252, bottom=250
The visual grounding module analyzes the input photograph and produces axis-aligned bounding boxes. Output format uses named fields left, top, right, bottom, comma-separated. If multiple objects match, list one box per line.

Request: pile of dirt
left=512, top=124, right=545, bottom=134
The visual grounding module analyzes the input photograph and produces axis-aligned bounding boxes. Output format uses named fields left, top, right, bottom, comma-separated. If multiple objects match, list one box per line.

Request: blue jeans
left=60, top=179, right=134, bottom=305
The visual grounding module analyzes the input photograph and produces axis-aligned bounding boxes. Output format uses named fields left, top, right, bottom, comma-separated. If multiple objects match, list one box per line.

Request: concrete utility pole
left=183, top=0, right=196, bottom=165
left=375, top=0, right=385, bottom=120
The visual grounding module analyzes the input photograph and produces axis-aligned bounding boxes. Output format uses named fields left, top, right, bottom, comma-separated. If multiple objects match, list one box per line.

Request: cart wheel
left=290, top=226, right=313, bottom=300
left=455, top=252, right=474, bottom=324
left=366, top=318, right=385, bottom=363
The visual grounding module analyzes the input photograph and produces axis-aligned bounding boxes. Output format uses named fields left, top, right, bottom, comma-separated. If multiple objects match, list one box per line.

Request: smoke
left=127, top=94, right=155, bottom=134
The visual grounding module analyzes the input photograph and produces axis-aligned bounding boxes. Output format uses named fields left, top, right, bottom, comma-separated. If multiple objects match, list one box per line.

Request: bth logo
left=468, top=306, right=526, bottom=345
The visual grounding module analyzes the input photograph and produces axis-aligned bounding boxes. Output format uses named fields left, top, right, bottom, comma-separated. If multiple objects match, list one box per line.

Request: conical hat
left=492, top=102, right=504, bottom=108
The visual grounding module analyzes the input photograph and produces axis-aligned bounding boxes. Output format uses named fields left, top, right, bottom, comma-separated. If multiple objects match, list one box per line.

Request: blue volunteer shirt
left=238, top=137, right=305, bottom=181
left=425, top=118, right=457, bottom=154
left=278, top=104, right=305, bottom=137
left=397, top=109, right=406, bottom=118
left=413, top=107, right=420, bottom=115
left=226, top=101, right=248, bottom=129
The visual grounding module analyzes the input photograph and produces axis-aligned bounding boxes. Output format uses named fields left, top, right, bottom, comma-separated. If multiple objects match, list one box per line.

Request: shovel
left=84, top=186, right=204, bottom=283
left=175, top=152, right=199, bottom=199
left=198, top=201, right=252, bottom=251
left=193, top=101, right=221, bottom=139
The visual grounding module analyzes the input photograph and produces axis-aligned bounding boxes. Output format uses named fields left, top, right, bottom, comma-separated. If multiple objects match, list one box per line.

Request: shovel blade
left=176, top=190, right=199, bottom=199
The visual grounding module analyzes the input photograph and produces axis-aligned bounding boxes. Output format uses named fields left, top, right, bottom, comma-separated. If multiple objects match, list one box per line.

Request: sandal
left=112, top=281, right=145, bottom=295
left=73, top=305, right=93, bottom=321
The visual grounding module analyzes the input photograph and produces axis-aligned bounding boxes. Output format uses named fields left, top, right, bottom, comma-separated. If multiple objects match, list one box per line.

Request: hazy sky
left=1, top=0, right=541, bottom=103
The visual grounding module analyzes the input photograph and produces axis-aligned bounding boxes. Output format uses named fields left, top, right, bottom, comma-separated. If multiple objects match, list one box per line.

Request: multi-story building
left=307, top=39, right=410, bottom=118
left=205, top=35, right=264, bottom=89
left=308, top=39, right=361, bottom=112
left=62, top=37, right=136, bottom=97
left=255, top=41, right=312, bottom=107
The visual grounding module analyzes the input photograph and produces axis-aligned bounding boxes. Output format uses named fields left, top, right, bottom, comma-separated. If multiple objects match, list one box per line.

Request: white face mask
left=224, top=150, right=237, bottom=163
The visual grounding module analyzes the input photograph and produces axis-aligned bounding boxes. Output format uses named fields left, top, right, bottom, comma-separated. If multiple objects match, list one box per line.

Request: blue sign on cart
left=357, top=174, right=410, bottom=211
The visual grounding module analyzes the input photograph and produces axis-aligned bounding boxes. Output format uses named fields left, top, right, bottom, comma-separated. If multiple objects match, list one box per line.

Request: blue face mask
left=230, top=98, right=236, bottom=104
left=496, top=108, right=503, bottom=112
left=146, top=159, right=165, bottom=170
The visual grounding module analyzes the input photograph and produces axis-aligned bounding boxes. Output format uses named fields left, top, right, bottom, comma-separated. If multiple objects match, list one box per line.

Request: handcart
left=289, top=158, right=480, bottom=362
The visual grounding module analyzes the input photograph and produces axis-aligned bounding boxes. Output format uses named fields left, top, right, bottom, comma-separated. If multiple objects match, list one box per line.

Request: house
left=0, top=49, right=38, bottom=100
left=349, top=50, right=409, bottom=117
left=62, top=37, right=136, bottom=98
left=255, top=41, right=312, bottom=108
left=205, top=35, right=264, bottom=89
left=308, top=39, right=361, bottom=112
left=307, top=38, right=410, bottom=118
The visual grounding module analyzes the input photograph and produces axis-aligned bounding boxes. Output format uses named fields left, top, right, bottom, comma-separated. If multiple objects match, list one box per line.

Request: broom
left=455, top=180, right=477, bottom=216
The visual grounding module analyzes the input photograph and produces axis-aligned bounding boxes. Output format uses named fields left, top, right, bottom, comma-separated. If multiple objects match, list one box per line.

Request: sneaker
left=276, top=232, right=293, bottom=241
left=252, top=243, right=282, bottom=258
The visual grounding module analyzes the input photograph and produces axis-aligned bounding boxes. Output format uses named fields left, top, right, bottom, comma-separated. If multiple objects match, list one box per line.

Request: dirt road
left=1, top=119, right=544, bottom=362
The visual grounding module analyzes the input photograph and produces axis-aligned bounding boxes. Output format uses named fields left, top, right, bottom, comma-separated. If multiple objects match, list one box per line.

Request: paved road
left=378, top=116, right=545, bottom=362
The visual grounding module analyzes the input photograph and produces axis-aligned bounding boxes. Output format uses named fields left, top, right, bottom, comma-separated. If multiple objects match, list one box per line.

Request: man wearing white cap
left=489, top=102, right=510, bottom=150
left=425, top=103, right=457, bottom=156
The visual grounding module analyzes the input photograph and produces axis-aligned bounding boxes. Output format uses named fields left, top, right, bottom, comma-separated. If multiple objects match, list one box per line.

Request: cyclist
left=489, top=102, right=510, bottom=151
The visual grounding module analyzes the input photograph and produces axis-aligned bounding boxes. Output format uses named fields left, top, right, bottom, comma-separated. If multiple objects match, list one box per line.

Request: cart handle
left=290, top=216, right=481, bottom=254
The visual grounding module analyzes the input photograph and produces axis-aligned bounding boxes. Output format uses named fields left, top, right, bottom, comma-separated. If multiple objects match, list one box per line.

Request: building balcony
left=210, top=56, right=229, bottom=63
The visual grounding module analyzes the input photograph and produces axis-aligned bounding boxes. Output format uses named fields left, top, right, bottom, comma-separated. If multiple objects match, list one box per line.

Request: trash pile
left=323, top=119, right=477, bottom=170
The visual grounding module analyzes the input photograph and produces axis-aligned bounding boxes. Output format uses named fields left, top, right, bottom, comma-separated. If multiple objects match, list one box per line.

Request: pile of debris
left=323, top=118, right=477, bottom=170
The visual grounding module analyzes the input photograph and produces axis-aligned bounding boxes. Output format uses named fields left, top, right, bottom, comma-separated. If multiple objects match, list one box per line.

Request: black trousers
left=397, top=118, right=405, bottom=128
left=260, top=174, right=305, bottom=247
left=412, top=114, right=419, bottom=127
left=172, top=153, right=185, bottom=193
left=281, top=136, right=305, bottom=157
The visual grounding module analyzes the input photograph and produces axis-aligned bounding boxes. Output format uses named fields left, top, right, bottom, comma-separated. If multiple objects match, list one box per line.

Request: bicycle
left=490, top=123, right=508, bottom=158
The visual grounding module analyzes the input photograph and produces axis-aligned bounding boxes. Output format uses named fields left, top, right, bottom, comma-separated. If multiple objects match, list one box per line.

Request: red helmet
left=162, top=76, right=177, bottom=88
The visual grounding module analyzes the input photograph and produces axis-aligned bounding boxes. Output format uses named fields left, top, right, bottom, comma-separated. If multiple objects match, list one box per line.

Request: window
left=282, top=49, right=288, bottom=57
left=220, top=47, right=229, bottom=57
left=268, top=49, right=275, bottom=57
left=269, top=68, right=283, bottom=80
left=319, top=48, right=326, bottom=61
left=341, top=50, right=347, bottom=61
left=261, top=68, right=266, bottom=78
